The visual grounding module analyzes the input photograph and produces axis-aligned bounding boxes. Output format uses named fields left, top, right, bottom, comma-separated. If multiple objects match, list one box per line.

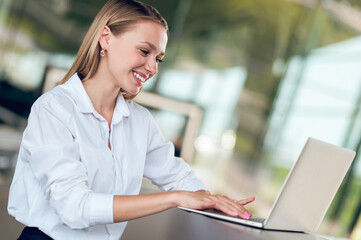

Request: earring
left=100, top=49, right=105, bottom=57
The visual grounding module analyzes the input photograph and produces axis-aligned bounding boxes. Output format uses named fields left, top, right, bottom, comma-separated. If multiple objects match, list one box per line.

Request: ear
left=99, top=25, right=112, bottom=50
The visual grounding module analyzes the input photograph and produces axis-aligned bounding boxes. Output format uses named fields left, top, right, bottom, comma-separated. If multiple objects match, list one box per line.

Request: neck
left=82, top=71, right=120, bottom=123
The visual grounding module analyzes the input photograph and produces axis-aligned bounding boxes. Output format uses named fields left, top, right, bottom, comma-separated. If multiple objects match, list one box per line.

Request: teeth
left=133, top=72, right=145, bottom=83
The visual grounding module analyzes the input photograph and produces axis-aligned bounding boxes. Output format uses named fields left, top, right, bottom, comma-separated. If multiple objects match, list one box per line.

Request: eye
left=140, top=49, right=149, bottom=55
left=156, top=58, right=163, bottom=63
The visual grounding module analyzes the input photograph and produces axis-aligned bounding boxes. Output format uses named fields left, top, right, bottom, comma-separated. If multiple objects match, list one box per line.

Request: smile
left=133, top=72, right=146, bottom=83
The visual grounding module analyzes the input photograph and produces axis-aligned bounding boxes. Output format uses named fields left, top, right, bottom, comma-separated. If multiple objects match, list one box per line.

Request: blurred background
left=1, top=0, right=361, bottom=239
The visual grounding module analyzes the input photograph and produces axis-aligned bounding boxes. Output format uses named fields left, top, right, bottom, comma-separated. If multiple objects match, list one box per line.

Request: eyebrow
left=141, top=41, right=165, bottom=57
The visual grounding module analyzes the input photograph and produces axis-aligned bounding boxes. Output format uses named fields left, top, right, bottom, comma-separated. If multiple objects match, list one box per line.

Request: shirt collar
left=65, top=73, right=130, bottom=119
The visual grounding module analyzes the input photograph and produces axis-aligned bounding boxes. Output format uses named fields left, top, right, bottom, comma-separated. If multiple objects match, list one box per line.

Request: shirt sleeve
left=143, top=113, right=206, bottom=192
left=21, top=98, right=114, bottom=229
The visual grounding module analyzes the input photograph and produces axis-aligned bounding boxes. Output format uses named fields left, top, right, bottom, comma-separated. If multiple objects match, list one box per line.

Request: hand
left=238, top=196, right=256, bottom=206
left=208, top=194, right=255, bottom=220
left=176, top=190, right=255, bottom=220
left=176, top=190, right=216, bottom=210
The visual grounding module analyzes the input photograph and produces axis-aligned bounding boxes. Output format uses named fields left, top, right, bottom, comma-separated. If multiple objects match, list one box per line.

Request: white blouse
left=8, top=73, right=205, bottom=240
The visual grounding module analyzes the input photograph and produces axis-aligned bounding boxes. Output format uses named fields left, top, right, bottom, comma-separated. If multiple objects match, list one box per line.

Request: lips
left=133, top=71, right=147, bottom=83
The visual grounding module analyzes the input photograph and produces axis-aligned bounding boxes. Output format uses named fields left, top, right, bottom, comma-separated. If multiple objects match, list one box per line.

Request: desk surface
left=122, top=208, right=336, bottom=240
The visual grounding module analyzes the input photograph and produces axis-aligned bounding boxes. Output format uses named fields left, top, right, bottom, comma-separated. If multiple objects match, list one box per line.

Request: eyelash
left=140, top=49, right=163, bottom=63
left=140, top=49, right=149, bottom=55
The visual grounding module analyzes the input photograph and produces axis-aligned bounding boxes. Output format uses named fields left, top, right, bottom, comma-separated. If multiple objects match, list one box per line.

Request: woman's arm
left=113, top=190, right=255, bottom=222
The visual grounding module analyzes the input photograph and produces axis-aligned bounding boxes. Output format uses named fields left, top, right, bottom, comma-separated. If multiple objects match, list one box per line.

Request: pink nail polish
left=243, top=212, right=251, bottom=219
left=231, top=211, right=238, bottom=216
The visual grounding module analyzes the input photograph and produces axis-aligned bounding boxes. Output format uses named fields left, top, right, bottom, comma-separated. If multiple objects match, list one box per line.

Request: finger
left=213, top=195, right=242, bottom=212
left=214, top=194, right=236, bottom=205
left=230, top=204, right=252, bottom=220
left=212, top=196, right=252, bottom=219
left=213, top=200, right=252, bottom=219
left=237, top=196, right=256, bottom=205
left=220, top=195, right=246, bottom=211
left=195, top=189, right=211, bottom=195
left=213, top=200, right=240, bottom=217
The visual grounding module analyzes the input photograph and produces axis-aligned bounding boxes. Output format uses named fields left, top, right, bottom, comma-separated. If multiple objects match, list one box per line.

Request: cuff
left=89, top=193, right=114, bottom=225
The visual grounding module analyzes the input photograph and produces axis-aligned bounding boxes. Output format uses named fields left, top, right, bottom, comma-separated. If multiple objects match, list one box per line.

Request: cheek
left=107, top=50, right=127, bottom=71
left=107, top=48, right=144, bottom=73
left=127, top=51, right=144, bottom=65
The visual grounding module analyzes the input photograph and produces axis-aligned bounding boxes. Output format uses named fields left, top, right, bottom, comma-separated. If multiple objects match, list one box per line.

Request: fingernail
left=231, top=211, right=238, bottom=216
left=243, top=212, right=252, bottom=219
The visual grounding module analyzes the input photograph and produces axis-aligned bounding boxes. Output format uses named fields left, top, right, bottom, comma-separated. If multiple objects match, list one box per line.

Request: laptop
left=178, top=137, right=356, bottom=233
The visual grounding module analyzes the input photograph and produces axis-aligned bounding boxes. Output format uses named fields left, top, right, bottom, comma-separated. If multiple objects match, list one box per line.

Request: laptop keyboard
left=249, top=215, right=265, bottom=223
left=203, top=209, right=265, bottom=223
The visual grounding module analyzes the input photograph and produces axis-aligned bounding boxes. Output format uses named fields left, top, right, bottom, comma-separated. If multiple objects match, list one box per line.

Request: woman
left=8, top=0, right=254, bottom=239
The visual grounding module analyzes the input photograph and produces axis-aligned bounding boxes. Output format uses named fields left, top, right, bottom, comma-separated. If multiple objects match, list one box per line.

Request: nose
left=145, top=58, right=158, bottom=76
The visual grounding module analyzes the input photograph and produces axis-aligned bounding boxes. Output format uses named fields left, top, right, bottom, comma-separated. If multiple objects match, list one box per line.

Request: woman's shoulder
left=31, top=84, right=75, bottom=116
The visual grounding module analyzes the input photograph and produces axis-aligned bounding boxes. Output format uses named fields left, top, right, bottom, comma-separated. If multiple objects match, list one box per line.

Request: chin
left=125, top=88, right=141, bottom=96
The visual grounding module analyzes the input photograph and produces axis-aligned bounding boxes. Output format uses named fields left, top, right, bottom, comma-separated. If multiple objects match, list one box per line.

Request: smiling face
left=99, top=21, right=168, bottom=95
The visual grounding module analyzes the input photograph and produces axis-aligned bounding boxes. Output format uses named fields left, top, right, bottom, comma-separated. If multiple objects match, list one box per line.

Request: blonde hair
left=60, top=0, right=168, bottom=100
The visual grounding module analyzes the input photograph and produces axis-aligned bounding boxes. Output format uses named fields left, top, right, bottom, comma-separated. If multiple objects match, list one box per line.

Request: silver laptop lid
left=264, top=138, right=356, bottom=232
